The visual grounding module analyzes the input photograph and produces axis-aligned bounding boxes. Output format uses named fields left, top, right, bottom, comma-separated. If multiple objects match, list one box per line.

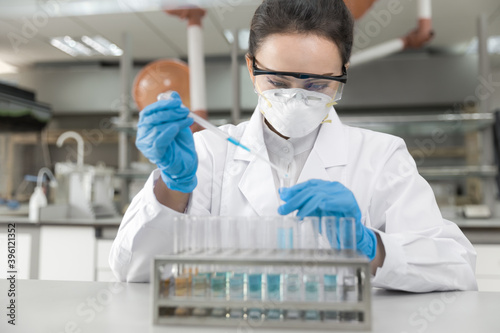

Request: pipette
left=157, top=92, right=286, bottom=178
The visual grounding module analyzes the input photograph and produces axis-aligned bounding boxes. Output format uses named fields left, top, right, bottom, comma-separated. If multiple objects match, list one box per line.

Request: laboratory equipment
left=29, top=167, right=58, bottom=222
left=41, top=131, right=119, bottom=220
left=152, top=215, right=372, bottom=330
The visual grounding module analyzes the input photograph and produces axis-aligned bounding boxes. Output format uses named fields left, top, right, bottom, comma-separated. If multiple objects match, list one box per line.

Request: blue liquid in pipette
left=227, top=137, right=251, bottom=152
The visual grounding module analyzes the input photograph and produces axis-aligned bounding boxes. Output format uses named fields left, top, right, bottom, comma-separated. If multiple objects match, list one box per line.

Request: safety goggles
left=252, top=57, right=347, bottom=103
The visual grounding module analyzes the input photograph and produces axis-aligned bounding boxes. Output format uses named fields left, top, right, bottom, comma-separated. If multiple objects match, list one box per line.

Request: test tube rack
left=152, top=248, right=372, bottom=330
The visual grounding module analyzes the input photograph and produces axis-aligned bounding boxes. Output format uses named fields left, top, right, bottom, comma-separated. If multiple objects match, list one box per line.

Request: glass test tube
left=300, top=216, right=321, bottom=321
left=191, top=217, right=211, bottom=317
left=173, top=216, right=190, bottom=316
left=339, top=217, right=358, bottom=302
left=281, top=216, right=301, bottom=320
left=339, top=217, right=359, bottom=322
left=228, top=217, right=246, bottom=319
left=207, top=216, right=227, bottom=318
left=265, top=217, right=283, bottom=320
left=247, top=216, right=266, bottom=321
left=321, top=216, right=339, bottom=305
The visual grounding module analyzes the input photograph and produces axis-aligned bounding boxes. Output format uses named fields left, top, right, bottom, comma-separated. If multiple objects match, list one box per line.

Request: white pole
left=350, top=0, right=432, bottom=67
left=119, top=31, right=132, bottom=208
left=418, top=0, right=432, bottom=20
left=231, top=29, right=241, bottom=125
left=187, top=25, right=207, bottom=113
left=350, top=39, right=404, bottom=67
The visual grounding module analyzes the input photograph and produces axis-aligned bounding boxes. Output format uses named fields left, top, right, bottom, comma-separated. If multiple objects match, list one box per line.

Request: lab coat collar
left=312, top=107, right=348, bottom=168
left=295, top=107, right=348, bottom=183
left=235, top=110, right=278, bottom=216
left=234, top=108, right=348, bottom=216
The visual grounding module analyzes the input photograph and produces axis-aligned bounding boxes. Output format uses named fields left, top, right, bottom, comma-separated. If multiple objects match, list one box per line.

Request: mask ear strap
left=325, top=89, right=338, bottom=108
left=255, top=81, right=272, bottom=108
left=321, top=113, right=332, bottom=124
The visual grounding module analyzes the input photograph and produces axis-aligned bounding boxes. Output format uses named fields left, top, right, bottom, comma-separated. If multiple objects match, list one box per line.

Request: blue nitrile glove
left=135, top=92, right=198, bottom=193
left=278, top=179, right=377, bottom=260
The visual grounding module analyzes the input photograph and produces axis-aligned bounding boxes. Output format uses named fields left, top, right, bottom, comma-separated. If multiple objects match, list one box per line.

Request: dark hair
left=248, top=0, right=354, bottom=66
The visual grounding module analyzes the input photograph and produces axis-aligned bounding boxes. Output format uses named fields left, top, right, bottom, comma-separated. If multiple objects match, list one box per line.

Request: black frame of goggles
left=252, top=57, right=348, bottom=84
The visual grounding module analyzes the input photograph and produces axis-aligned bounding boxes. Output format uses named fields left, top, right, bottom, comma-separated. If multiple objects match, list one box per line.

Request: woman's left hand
left=278, top=179, right=377, bottom=260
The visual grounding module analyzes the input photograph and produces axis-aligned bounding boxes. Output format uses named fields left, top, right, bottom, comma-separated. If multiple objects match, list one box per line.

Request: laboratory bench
left=0, top=279, right=498, bottom=333
left=0, top=215, right=121, bottom=281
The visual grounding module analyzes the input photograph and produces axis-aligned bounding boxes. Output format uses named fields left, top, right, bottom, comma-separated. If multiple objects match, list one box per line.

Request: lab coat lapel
left=297, top=108, right=348, bottom=183
left=235, top=110, right=280, bottom=216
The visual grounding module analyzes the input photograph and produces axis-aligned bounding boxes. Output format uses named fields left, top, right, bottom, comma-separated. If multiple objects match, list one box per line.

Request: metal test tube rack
left=152, top=248, right=372, bottom=330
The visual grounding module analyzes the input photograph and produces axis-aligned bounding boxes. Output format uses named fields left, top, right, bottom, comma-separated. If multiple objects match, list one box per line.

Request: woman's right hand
left=135, top=91, right=198, bottom=193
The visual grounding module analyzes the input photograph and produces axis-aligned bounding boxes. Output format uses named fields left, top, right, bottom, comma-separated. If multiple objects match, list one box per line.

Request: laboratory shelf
left=112, top=118, right=231, bottom=134
left=418, top=165, right=497, bottom=179
left=341, top=112, right=495, bottom=136
left=115, top=169, right=151, bottom=179
left=112, top=119, right=137, bottom=134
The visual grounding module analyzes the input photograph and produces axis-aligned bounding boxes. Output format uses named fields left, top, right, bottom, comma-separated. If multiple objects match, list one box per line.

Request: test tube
left=173, top=215, right=189, bottom=297
left=158, top=264, right=171, bottom=299
left=282, top=217, right=301, bottom=320
left=229, top=217, right=246, bottom=319
left=173, top=216, right=191, bottom=317
left=265, top=216, right=283, bottom=320
left=339, top=217, right=359, bottom=322
left=206, top=216, right=227, bottom=318
left=321, top=216, right=340, bottom=321
left=299, top=216, right=321, bottom=321
left=321, top=216, right=339, bottom=306
left=191, top=217, right=211, bottom=317
left=247, top=216, right=266, bottom=321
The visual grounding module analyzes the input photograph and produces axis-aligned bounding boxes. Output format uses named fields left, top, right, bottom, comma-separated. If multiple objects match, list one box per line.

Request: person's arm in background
left=109, top=93, right=212, bottom=282
left=369, top=138, right=477, bottom=292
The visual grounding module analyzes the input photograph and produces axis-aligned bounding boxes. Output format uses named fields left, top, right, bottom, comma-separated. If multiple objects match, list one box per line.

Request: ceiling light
left=82, top=35, right=123, bottom=56
left=466, top=36, right=500, bottom=55
left=50, top=35, right=123, bottom=57
left=0, top=60, right=18, bottom=74
left=223, top=29, right=250, bottom=50
left=223, top=30, right=234, bottom=44
left=50, top=38, right=79, bottom=57
left=238, top=30, right=250, bottom=50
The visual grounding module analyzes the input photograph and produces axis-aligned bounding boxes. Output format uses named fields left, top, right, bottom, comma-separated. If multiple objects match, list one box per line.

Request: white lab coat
left=109, top=108, right=478, bottom=292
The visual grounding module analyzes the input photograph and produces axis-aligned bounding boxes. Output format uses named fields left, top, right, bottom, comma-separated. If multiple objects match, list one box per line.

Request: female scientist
left=110, top=0, right=477, bottom=292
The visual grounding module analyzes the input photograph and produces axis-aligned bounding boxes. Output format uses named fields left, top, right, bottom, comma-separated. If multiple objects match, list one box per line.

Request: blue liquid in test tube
left=266, top=273, right=283, bottom=320
left=211, top=272, right=227, bottom=317
left=247, top=273, right=263, bottom=320
left=304, top=275, right=320, bottom=321
left=229, top=272, right=245, bottom=318
left=324, top=274, right=338, bottom=321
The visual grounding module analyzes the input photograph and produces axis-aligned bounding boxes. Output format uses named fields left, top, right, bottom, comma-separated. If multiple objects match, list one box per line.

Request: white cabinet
left=475, top=244, right=500, bottom=292
left=37, top=225, right=119, bottom=282
left=95, top=239, right=116, bottom=282
left=38, top=226, right=95, bottom=281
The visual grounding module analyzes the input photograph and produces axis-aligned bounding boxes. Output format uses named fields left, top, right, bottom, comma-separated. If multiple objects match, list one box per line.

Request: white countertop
left=1, top=279, right=498, bottom=333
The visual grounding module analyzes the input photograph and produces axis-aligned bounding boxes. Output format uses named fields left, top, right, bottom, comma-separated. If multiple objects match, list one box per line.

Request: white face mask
left=257, top=88, right=335, bottom=138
